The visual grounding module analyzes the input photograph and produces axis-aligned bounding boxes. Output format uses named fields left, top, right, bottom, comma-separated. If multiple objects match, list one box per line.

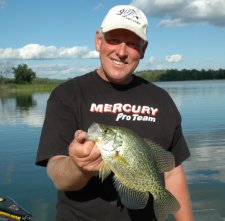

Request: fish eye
left=103, top=128, right=109, bottom=134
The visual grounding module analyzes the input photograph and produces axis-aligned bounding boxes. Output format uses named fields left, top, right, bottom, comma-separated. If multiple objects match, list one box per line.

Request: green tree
left=12, top=64, right=36, bottom=83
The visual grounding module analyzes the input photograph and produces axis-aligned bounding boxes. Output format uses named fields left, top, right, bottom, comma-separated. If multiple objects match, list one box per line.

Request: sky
left=0, top=0, right=225, bottom=79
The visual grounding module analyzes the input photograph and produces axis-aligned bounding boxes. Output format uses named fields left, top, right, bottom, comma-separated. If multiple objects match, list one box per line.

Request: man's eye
left=106, top=38, right=120, bottom=45
left=127, top=42, right=139, bottom=49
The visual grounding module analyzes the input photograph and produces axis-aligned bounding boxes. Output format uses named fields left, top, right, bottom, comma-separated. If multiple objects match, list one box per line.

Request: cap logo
left=116, top=8, right=140, bottom=25
left=101, top=5, right=148, bottom=41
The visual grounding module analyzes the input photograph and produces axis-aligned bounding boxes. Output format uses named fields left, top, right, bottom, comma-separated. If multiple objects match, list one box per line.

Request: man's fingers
left=69, top=130, right=96, bottom=158
left=75, top=130, right=87, bottom=143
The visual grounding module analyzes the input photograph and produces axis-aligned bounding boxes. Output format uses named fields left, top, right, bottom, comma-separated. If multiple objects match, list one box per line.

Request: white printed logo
left=90, top=103, right=159, bottom=123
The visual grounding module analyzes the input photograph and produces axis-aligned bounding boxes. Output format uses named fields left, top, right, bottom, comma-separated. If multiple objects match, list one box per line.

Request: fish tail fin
left=153, top=189, right=180, bottom=221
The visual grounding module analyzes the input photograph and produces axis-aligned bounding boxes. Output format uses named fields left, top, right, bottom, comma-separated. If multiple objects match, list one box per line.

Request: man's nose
left=116, top=42, right=128, bottom=58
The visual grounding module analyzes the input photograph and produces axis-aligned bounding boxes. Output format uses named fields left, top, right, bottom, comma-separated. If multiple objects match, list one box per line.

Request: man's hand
left=68, top=130, right=102, bottom=174
left=47, top=130, right=102, bottom=191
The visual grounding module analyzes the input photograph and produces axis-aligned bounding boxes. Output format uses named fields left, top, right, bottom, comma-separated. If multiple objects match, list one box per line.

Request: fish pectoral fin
left=144, top=138, right=175, bottom=172
left=99, top=161, right=111, bottom=182
left=113, top=176, right=148, bottom=209
left=114, top=151, right=128, bottom=166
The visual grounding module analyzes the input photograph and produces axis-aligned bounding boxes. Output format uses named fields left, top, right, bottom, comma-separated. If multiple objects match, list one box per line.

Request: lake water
left=0, top=80, right=225, bottom=221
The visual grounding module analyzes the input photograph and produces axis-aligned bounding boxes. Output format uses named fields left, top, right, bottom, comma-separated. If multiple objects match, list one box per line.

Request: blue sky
left=0, top=0, right=225, bottom=79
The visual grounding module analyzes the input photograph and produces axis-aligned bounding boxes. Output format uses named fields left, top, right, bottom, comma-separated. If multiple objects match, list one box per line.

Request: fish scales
left=86, top=122, right=180, bottom=221
left=111, top=127, right=162, bottom=192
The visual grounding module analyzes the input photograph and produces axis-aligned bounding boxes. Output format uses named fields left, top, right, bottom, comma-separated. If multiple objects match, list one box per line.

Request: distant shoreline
left=1, top=69, right=225, bottom=95
left=136, top=69, right=225, bottom=82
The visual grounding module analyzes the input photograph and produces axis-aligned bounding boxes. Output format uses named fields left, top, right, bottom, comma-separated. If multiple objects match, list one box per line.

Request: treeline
left=32, top=77, right=65, bottom=84
left=136, top=69, right=225, bottom=82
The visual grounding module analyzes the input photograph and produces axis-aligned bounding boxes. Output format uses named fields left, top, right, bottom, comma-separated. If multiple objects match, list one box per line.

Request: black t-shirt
left=36, top=71, right=190, bottom=221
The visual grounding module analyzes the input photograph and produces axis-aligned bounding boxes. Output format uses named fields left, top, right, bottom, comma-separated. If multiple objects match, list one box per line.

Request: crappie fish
left=86, top=122, right=180, bottom=221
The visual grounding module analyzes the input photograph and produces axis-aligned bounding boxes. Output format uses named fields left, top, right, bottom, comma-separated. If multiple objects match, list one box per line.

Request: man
left=36, top=5, right=193, bottom=221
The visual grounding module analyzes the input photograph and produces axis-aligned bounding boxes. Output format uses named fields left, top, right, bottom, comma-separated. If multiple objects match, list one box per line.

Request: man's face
left=95, top=29, right=147, bottom=85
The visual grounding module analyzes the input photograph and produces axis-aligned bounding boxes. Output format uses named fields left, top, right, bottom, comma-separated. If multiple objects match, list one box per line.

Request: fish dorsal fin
left=144, top=138, right=175, bottom=172
left=99, top=161, right=112, bottom=182
left=113, top=176, right=149, bottom=209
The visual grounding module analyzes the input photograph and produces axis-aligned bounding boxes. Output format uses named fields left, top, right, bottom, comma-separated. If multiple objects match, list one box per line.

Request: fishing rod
left=0, top=195, right=34, bottom=221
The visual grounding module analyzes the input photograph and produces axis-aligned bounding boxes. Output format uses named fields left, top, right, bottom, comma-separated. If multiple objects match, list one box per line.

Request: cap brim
left=101, top=23, right=147, bottom=41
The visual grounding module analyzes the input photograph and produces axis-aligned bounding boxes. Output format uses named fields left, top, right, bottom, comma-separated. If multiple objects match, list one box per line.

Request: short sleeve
left=169, top=122, right=190, bottom=166
left=35, top=84, right=77, bottom=166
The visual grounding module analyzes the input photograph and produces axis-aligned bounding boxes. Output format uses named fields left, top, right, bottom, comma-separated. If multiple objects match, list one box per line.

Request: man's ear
left=140, top=41, right=148, bottom=59
left=95, top=31, right=102, bottom=52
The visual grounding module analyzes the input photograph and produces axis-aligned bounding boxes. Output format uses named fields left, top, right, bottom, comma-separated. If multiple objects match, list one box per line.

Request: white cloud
left=31, top=63, right=97, bottom=79
left=82, top=50, right=99, bottom=59
left=131, top=0, right=225, bottom=27
left=165, top=54, right=183, bottom=62
left=147, top=56, right=156, bottom=64
left=157, top=18, right=188, bottom=27
left=0, top=44, right=98, bottom=60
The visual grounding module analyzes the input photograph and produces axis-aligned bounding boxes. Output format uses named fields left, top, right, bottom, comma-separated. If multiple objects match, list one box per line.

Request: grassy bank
left=5, top=83, right=59, bottom=92
left=0, top=78, right=65, bottom=97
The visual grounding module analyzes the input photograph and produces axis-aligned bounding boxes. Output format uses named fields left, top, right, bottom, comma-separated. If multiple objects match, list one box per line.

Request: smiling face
left=95, top=29, right=148, bottom=85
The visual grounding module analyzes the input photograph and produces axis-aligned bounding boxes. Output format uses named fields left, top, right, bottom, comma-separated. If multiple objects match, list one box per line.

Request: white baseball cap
left=100, top=5, right=148, bottom=41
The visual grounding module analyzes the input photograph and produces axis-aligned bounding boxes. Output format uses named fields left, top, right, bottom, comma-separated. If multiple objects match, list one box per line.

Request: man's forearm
left=47, top=155, right=93, bottom=191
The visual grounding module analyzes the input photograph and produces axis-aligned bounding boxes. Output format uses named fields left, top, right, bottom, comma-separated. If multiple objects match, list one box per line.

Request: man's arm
left=47, top=130, right=102, bottom=191
left=165, top=165, right=194, bottom=221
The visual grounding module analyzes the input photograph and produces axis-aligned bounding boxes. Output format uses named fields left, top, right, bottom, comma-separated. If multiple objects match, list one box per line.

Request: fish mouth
left=86, top=122, right=119, bottom=152
left=86, top=122, right=101, bottom=141
left=86, top=122, right=116, bottom=152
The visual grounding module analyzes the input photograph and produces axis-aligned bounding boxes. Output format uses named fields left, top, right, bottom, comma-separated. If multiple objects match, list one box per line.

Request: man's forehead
left=104, top=29, right=143, bottom=40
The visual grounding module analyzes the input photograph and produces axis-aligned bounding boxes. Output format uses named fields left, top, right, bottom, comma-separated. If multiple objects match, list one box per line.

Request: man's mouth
left=112, top=59, right=127, bottom=65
